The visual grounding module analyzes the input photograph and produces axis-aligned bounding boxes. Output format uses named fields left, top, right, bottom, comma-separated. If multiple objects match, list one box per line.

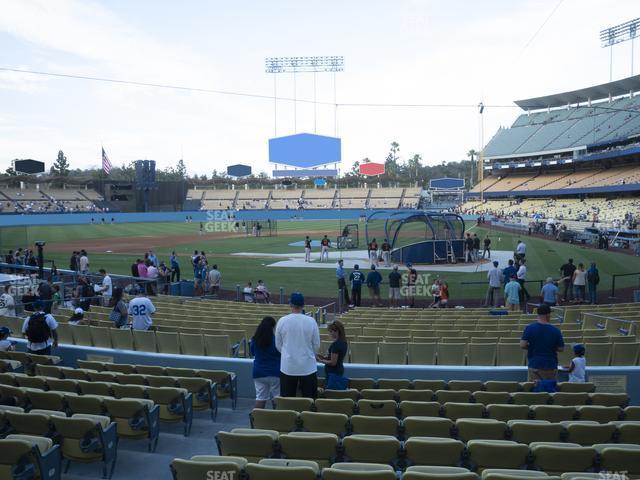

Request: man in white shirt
left=99, top=269, right=112, bottom=306
left=208, top=264, right=221, bottom=295
left=486, top=261, right=504, bottom=307
left=515, top=240, right=526, bottom=261
left=517, top=259, right=530, bottom=311
left=275, top=292, right=320, bottom=399
left=22, top=300, right=58, bottom=355
left=128, top=293, right=156, bottom=330
left=0, top=285, right=16, bottom=316
left=79, top=250, right=90, bottom=274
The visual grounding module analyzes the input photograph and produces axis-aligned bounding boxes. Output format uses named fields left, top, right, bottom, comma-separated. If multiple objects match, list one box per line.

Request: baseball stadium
left=2, top=4, right=640, bottom=480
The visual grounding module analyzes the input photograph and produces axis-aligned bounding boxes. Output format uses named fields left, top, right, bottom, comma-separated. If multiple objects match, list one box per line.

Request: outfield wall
left=0, top=209, right=470, bottom=226
left=10, top=339, right=640, bottom=403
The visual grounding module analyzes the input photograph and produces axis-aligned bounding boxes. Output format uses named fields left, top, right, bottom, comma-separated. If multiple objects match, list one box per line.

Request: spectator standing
left=170, top=251, right=181, bottom=282
left=131, top=260, right=140, bottom=278
left=368, top=238, right=379, bottom=267
left=406, top=263, right=418, bottom=308
left=110, top=287, right=128, bottom=328
left=572, top=263, right=587, bottom=303
left=504, top=276, right=521, bottom=312
left=517, top=259, right=530, bottom=310
left=0, top=285, right=16, bottom=317
left=37, top=279, right=53, bottom=314
left=381, top=239, right=391, bottom=267
left=99, top=269, right=112, bottom=306
left=79, top=250, right=89, bottom=274
left=69, top=251, right=79, bottom=272
left=349, top=265, right=365, bottom=307
left=208, top=264, right=221, bottom=296
left=243, top=282, right=254, bottom=303
left=148, top=250, right=158, bottom=267
left=515, top=240, right=526, bottom=261
left=502, top=260, right=517, bottom=288
left=439, top=280, right=449, bottom=308
left=137, top=259, right=148, bottom=279
left=22, top=300, right=58, bottom=355
left=250, top=316, right=281, bottom=408
left=482, top=235, right=492, bottom=259
left=254, top=280, right=271, bottom=303
left=388, top=266, right=401, bottom=308
left=316, top=320, right=348, bottom=389
left=520, top=304, right=565, bottom=382
left=336, top=260, right=350, bottom=306
left=540, top=277, right=559, bottom=307
left=158, top=262, right=171, bottom=295
left=366, top=265, right=383, bottom=306
left=486, top=261, right=503, bottom=307
left=429, top=279, right=441, bottom=308
left=275, top=293, right=320, bottom=399
left=559, top=258, right=576, bottom=302
left=587, top=263, right=600, bottom=305
left=146, top=261, right=159, bottom=296
left=128, top=292, right=156, bottom=330
left=472, top=234, right=481, bottom=262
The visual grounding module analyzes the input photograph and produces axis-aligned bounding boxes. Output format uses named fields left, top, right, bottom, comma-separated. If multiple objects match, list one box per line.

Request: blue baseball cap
left=33, top=300, right=44, bottom=310
left=573, top=344, right=585, bottom=356
left=290, top=292, right=305, bottom=307
left=0, top=326, right=11, bottom=336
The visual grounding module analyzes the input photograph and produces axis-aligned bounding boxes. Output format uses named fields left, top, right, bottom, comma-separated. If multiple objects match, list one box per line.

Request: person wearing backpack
left=21, top=300, right=58, bottom=355
left=587, top=263, right=600, bottom=305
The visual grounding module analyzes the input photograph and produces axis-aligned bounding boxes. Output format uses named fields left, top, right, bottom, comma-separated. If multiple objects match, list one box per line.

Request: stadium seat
left=78, top=380, right=112, bottom=397
left=349, top=342, right=379, bottom=364
left=300, top=411, right=349, bottom=436
left=557, top=383, right=595, bottom=393
left=377, top=379, right=412, bottom=390
left=321, top=462, right=397, bottom=480
left=315, top=398, right=356, bottom=415
left=275, top=396, right=314, bottom=412
left=624, top=406, right=640, bottom=420
left=50, top=414, right=118, bottom=479
left=496, top=344, right=525, bottom=366
left=408, top=343, right=437, bottom=365
left=456, top=418, right=508, bottom=441
left=46, top=378, right=78, bottom=393
left=203, top=334, right=231, bottom=357
left=399, top=389, right=435, bottom=402
left=576, top=405, right=622, bottom=423
left=594, top=443, right=640, bottom=477
left=132, top=330, right=158, bottom=353
left=400, top=401, right=441, bottom=418
left=102, top=397, right=159, bottom=452
left=436, top=390, right=473, bottom=404
left=589, top=392, right=628, bottom=407
left=564, top=421, right=616, bottom=445
left=26, top=390, right=66, bottom=411
left=512, top=392, right=550, bottom=406
left=467, top=343, right=497, bottom=366
left=550, top=392, right=589, bottom=406
left=481, top=469, right=551, bottom=479
left=443, top=402, right=485, bottom=421
left=146, top=375, right=176, bottom=388
left=90, top=327, right=113, bottom=349
left=611, top=342, right=640, bottom=365
left=156, top=331, right=181, bottom=354
left=0, top=435, right=61, bottom=480
left=531, top=405, right=577, bottom=422
left=474, top=391, right=511, bottom=405
left=508, top=420, right=564, bottom=444
left=583, top=343, right=612, bottom=366
left=404, top=465, right=479, bottom=480
left=466, top=439, right=530, bottom=471
left=405, top=436, right=466, bottom=466
left=170, top=456, right=247, bottom=480
left=176, top=377, right=217, bottom=420
left=529, top=442, right=597, bottom=475
left=110, top=328, right=134, bottom=350
left=350, top=415, right=399, bottom=436
left=437, top=343, right=466, bottom=366
left=361, top=389, right=397, bottom=401
left=414, top=379, right=447, bottom=391
left=136, top=365, right=165, bottom=376
left=178, top=333, right=205, bottom=356
left=357, top=399, right=397, bottom=417
left=349, top=378, right=376, bottom=390
left=378, top=342, right=407, bottom=364
left=245, top=458, right=319, bottom=480
left=279, top=431, right=339, bottom=468
left=484, top=381, right=520, bottom=393
left=404, top=416, right=454, bottom=438
left=65, top=394, right=104, bottom=416
left=5, top=410, right=60, bottom=436
left=251, top=408, right=298, bottom=433
left=341, top=434, right=401, bottom=466
left=216, top=428, right=278, bottom=463
left=449, top=380, right=484, bottom=392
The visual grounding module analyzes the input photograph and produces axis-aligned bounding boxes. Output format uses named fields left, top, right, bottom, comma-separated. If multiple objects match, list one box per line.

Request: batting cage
left=241, top=220, right=278, bottom=237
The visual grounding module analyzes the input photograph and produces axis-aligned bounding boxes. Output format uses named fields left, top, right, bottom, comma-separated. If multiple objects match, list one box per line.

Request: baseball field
left=1, top=219, right=639, bottom=302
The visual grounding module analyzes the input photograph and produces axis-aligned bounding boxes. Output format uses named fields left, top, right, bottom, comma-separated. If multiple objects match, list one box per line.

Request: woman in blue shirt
left=250, top=316, right=281, bottom=408
left=317, top=320, right=349, bottom=389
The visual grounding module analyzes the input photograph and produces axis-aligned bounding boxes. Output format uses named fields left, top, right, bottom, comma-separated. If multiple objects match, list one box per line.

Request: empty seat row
left=0, top=407, right=117, bottom=478
left=0, top=370, right=217, bottom=420
left=250, top=408, right=640, bottom=445
left=49, top=361, right=237, bottom=408
left=0, top=350, right=61, bottom=375
left=214, top=429, right=640, bottom=476
left=318, top=378, right=597, bottom=394
left=316, top=389, right=629, bottom=408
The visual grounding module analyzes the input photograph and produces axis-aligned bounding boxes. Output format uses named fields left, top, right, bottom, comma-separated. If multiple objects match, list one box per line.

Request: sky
left=0, top=0, right=639, bottom=177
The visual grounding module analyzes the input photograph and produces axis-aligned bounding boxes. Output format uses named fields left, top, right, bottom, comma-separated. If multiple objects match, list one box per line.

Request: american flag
left=102, top=147, right=112, bottom=175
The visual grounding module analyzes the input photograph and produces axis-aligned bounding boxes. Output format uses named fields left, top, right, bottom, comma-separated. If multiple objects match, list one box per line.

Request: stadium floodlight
left=265, top=56, right=344, bottom=73
left=600, top=18, right=640, bottom=79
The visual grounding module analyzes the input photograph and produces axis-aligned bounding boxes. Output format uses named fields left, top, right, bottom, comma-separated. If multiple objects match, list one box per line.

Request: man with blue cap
left=275, top=292, right=320, bottom=398
left=0, top=326, right=15, bottom=352
left=21, top=300, right=58, bottom=355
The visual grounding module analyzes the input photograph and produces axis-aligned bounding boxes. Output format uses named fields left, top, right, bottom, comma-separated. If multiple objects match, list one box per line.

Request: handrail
left=609, top=271, right=640, bottom=298
left=316, top=302, right=336, bottom=325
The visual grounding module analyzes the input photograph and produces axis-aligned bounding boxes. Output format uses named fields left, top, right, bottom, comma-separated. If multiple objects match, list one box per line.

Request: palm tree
left=466, top=149, right=478, bottom=187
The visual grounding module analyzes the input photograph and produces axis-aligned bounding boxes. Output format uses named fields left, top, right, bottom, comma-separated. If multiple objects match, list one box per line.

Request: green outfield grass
left=2, top=220, right=639, bottom=301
